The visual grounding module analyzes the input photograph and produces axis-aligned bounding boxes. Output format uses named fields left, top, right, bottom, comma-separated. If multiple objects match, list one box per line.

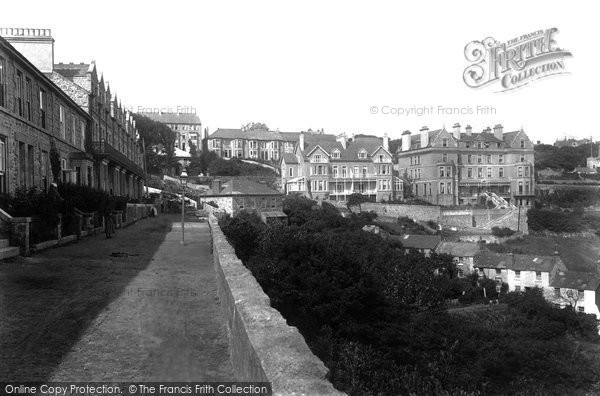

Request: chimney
left=452, top=123, right=461, bottom=140
left=483, top=126, right=492, bottom=134
left=466, top=125, right=472, bottom=136
left=336, top=133, right=347, bottom=149
left=1, top=28, right=55, bottom=73
left=493, top=124, right=503, bottom=140
left=420, top=126, right=429, bottom=148
left=299, top=131, right=305, bottom=151
left=383, top=133, right=389, bottom=151
left=212, top=179, right=222, bottom=194
left=401, top=130, right=411, bottom=152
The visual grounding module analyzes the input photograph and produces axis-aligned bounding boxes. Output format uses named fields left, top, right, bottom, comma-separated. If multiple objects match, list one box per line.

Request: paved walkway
left=20, top=215, right=234, bottom=381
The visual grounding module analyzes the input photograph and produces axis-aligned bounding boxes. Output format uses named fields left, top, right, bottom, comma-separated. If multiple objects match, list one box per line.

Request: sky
left=2, top=0, right=598, bottom=143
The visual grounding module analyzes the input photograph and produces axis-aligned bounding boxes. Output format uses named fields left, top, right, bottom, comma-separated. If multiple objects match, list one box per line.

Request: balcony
left=91, top=140, right=144, bottom=177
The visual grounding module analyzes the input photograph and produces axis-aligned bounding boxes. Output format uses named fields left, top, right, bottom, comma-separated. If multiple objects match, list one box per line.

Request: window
left=379, top=179, right=390, bottom=191
left=446, top=166, right=452, bottom=177
left=442, top=153, right=448, bottom=162
left=341, top=166, right=347, bottom=178
left=439, top=167, right=445, bottom=178
left=520, top=139, right=525, bottom=148
left=249, top=141, right=257, bottom=149
left=487, top=167, right=492, bottom=178
left=477, top=142, right=482, bottom=149
left=447, top=182, right=452, bottom=194
left=515, top=286, right=521, bottom=292
left=518, top=181, right=523, bottom=194
left=495, top=269, right=501, bottom=275
left=487, top=154, right=492, bottom=164
left=71, top=115, right=77, bottom=144
left=439, top=182, right=445, bottom=194
left=378, top=154, right=385, bottom=162
left=358, top=149, right=367, bottom=159
left=515, top=270, right=521, bottom=279
left=442, top=138, right=448, bottom=147
left=0, top=57, right=5, bottom=107
left=288, top=167, right=293, bottom=177
left=332, top=166, right=338, bottom=178
left=498, top=154, right=504, bottom=164
left=59, top=106, right=66, bottom=138
left=554, top=288, right=561, bottom=298
left=520, top=154, right=525, bottom=162
left=467, top=154, right=472, bottom=164
left=0, top=139, right=5, bottom=193
left=362, top=166, right=368, bottom=178
left=524, top=166, right=530, bottom=177
left=332, top=149, right=340, bottom=159
left=353, top=166, right=359, bottom=177
left=15, top=70, right=23, bottom=116
left=535, top=271, right=541, bottom=281
left=25, top=78, right=32, bottom=121
left=518, top=166, right=523, bottom=177
left=410, top=157, right=413, bottom=165
left=467, top=168, right=473, bottom=178
left=477, top=154, right=482, bottom=164
left=457, top=269, right=464, bottom=278
left=477, top=168, right=483, bottom=178
left=578, top=306, right=585, bottom=313
left=313, top=154, right=322, bottom=163
left=39, top=89, right=47, bottom=128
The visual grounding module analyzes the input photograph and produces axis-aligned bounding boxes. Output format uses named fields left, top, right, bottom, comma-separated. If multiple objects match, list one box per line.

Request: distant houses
left=199, top=178, right=283, bottom=217
left=436, top=241, right=482, bottom=277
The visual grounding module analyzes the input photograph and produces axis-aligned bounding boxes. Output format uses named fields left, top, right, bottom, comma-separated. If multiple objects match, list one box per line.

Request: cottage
left=199, top=179, right=283, bottom=217
left=395, top=234, right=441, bottom=257
left=435, top=242, right=482, bottom=277
left=548, top=271, right=600, bottom=317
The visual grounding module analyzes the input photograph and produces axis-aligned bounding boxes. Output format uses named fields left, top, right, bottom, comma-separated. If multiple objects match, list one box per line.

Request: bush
left=527, top=208, right=582, bottom=232
left=491, top=226, right=516, bottom=237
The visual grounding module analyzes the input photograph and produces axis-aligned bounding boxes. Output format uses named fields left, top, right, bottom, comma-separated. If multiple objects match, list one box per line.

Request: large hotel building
left=395, top=123, right=535, bottom=206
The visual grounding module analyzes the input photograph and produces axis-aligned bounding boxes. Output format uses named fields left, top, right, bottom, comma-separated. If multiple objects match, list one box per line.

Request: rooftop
left=550, top=271, right=600, bottom=291
left=394, top=234, right=441, bottom=250
left=474, top=251, right=566, bottom=272
left=139, top=112, right=201, bottom=125
left=436, top=242, right=482, bottom=257
left=203, top=179, right=281, bottom=196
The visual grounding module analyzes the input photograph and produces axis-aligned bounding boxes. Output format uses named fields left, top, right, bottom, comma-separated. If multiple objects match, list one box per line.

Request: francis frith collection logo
left=463, top=28, right=572, bottom=92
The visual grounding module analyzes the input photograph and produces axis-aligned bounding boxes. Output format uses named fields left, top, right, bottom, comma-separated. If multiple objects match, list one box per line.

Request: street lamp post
left=180, top=168, right=188, bottom=245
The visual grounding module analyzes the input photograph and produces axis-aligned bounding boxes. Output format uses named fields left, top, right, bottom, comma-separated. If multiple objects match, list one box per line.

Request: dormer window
left=331, top=149, right=340, bottom=159
left=442, top=138, right=448, bottom=147
left=358, top=149, right=367, bottom=159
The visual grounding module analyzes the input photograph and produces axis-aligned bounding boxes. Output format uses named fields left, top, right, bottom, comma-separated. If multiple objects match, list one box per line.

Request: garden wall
left=208, top=214, right=345, bottom=396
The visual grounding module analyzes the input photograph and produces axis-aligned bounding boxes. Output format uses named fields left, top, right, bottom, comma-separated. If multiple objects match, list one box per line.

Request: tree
left=49, top=139, right=61, bottom=183
left=241, top=122, right=269, bottom=132
left=188, top=140, right=198, bottom=157
left=347, top=193, right=371, bottom=212
left=132, top=114, right=177, bottom=174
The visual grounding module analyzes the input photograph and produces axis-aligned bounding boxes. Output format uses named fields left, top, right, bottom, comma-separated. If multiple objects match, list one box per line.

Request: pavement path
left=1, top=214, right=234, bottom=381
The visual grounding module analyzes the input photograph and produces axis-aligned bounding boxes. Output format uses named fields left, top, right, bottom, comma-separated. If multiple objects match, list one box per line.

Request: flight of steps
left=0, top=238, right=20, bottom=260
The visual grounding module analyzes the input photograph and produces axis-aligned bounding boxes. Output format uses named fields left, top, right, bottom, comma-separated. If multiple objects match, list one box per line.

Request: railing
left=92, top=140, right=144, bottom=176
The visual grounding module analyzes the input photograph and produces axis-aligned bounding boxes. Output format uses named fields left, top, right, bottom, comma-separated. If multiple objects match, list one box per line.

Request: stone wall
left=208, top=215, right=345, bottom=395
left=360, top=202, right=442, bottom=222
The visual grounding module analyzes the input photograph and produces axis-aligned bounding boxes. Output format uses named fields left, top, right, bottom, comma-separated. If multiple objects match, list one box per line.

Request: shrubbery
left=527, top=208, right=582, bottom=232
left=491, top=226, right=516, bottom=237
left=219, top=196, right=600, bottom=394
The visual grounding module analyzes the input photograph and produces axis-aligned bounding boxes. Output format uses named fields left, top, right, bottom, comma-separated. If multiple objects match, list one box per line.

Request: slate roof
left=281, top=153, right=298, bottom=164
left=474, top=251, right=566, bottom=272
left=401, top=128, right=526, bottom=149
left=436, top=242, right=481, bottom=257
left=395, top=234, right=441, bottom=250
left=139, top=112, right=201, bottom=125
left=303, top=136, right=386, bottom=161
left=550, top=271, right=600, bottom=291
left=209, top=128, right=313, bottom=142
left=203, top=179, right=281, bottom=196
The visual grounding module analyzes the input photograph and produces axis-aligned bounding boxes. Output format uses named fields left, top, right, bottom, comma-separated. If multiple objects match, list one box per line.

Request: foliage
left=346, top=193, right=372, bottom=212
left=49, top=139, right=62, bottom=183
left=527, top=208, right=582, bottom=233
left=132, top=114, right=177, bottom=174
left=535, top=143, right=598, bottom=172
left=241, top=122, right=269, bottom=131
left=207, top=158, right=277, bottom=177
left=219, top=195, right=600, bottom=395
left=536, top=188, right=600, bottom=208
left=491, top=226, right=516, bottom=237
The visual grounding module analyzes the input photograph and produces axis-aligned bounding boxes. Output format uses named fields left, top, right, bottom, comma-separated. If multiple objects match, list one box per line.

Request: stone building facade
left=0, top=28, right=146, bottom=198
left=0, top=31, right=90, bottom=194
left=282, top=132, right=401, bottom=202
left=395, top=124, right=535, bottom=206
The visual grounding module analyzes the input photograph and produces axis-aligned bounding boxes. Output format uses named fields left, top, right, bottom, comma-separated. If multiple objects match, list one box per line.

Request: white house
left=435, top=242, right=482, bottom=277
left=548, top=271, right=600, bottom=318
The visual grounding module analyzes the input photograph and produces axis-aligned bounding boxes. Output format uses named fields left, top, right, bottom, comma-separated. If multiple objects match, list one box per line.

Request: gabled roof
left=303, top=136, right=386, bottom=161
left=203, top=179, right=281, bottom=196
left=395, top=234, right=441, bottom=250
left=474, top=251, right=566, bottom=272
left=139, top=112, right=202, bottom=125
left=436, top=242, right=481, bottom=257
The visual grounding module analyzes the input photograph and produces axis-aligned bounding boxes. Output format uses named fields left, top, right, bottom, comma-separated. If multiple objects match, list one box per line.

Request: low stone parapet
left=208, top=214, right=345, bottom=396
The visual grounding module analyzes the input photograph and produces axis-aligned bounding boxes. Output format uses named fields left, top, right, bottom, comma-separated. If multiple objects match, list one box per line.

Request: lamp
left=180, top=168, right=188, bottom=245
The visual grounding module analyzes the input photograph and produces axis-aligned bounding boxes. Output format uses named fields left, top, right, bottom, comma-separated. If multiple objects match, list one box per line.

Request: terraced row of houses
left=0, top=28, right=145, bottom=197
left=207, top=123, right=535, bottom=206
